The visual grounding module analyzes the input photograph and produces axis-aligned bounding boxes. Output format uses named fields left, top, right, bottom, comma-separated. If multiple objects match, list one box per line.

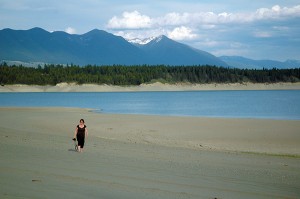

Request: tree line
left=1, top=63, right=299, bottom=86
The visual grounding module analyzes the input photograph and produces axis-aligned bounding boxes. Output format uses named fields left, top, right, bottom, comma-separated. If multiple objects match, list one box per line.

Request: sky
left=1, top=0, right=300, bottom=61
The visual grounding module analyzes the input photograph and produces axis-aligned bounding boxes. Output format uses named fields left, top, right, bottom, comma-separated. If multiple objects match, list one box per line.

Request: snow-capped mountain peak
left=128, top=35, right=164, bottom=45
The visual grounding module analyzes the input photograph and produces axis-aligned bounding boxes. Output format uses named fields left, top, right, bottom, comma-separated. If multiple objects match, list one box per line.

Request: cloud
left=114, top=26, right=197, bottom=41
left=107, top=11, right=152, bottom=29
left=255, top=5, right=300, bottom=20
left=253, top=31, right=272, bottom=38
left=156, top=12, right=191, bottom=26
left=65, top=27, right=76, bottom=34
left=114, top=28, right=167, bottom=40
left=167, top=26, right=197, bottom=40
left=162, top=4, right=300, bottom=25
left=107, top=4, right=300, bottom=60
left=107, top=5, right=300, bottom=30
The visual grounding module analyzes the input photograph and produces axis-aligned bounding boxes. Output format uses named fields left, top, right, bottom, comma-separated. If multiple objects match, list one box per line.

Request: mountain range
left=0, top=27, right=226, bottom=67
left=0, top=27, right=299, bottom=69
left=219, top=56, right=300, bottom=69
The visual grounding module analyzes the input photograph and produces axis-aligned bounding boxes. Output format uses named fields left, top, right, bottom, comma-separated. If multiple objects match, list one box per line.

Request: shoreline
left=1, top=82, right=300, bottom=92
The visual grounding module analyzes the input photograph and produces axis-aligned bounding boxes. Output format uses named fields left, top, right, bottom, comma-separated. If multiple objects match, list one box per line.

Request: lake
left=1, top=90, right=300, bottom=120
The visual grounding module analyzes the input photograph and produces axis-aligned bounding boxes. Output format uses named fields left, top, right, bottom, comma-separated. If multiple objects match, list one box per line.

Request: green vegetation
left=1, top=63, right=299, bottom=85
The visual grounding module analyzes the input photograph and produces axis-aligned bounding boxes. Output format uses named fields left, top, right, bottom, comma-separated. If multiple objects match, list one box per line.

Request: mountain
left=0, top=28, right=145, bottom=65
left=219, top=56, right=300, bottom=69
left=0, top=27, right=227, bottom=66
left=129, top=35, right=227, bottom=66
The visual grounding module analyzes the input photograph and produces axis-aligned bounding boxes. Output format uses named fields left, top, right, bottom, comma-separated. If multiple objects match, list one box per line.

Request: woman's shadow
left=68, top=140, right=78, bottom=152
left=68, top=148, right=77, bottom=152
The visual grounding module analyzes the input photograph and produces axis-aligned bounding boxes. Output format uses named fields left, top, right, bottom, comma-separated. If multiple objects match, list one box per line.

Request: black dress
left=76, top=125, right=86, bottom=148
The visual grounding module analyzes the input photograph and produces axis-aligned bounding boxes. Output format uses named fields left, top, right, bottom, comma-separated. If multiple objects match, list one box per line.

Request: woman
left=73, top=119, right=88, bottom=152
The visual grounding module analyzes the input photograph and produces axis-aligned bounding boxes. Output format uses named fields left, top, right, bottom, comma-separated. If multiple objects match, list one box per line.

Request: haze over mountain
left=0, top=27, right=227, bottom=67
left=219, top=56, right=300, bottom=69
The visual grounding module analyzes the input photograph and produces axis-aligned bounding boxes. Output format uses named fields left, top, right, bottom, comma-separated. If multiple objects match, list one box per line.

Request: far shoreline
left=1, top=82, right=300, bottom=92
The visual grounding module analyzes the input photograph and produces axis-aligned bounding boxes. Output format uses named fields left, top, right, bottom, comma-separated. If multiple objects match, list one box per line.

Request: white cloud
left=65, top=27, right=76, bottom=34
left=254, top=5, right=300, bottom=21
left=253, top=31, right=272, bottom=38
left=107, top=5, right=300, bottom=30
left=167, top=26, right=197, bottom=40
left=107, top=11, right=152, bottom=29
left=114, top=26, right=197, bottom=41
left=156, top=12, right=190, bottom=26
left=114, top=28, right=167, bottom=40
left=107, top=4, right=300, bottom=60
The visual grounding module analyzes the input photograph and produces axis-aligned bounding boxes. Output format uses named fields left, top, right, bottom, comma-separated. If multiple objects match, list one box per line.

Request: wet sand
left=0, top=107, right=299, bottom=198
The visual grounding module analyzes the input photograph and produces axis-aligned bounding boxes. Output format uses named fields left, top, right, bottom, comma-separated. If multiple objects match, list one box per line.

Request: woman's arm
left=85, top=128, right=88, bottom=137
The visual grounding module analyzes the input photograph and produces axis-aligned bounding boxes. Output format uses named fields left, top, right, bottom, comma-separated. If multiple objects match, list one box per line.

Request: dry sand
left=0, top=107, right=299, bottom=199
left=1, top=82, right=300, bottom=92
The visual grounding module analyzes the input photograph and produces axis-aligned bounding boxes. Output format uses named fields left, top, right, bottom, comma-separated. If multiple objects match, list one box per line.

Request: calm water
left=1, top=91, right=300, bottom=120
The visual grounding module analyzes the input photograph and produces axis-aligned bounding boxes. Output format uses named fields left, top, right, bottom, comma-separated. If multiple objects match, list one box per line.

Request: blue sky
left=1, top=0, right=300, bottom=61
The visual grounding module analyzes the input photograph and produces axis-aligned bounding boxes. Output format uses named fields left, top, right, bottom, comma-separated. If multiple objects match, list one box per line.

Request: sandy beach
left=1, top=82, right=300, bottom=92
left=0, top=107, right=299, bottom=198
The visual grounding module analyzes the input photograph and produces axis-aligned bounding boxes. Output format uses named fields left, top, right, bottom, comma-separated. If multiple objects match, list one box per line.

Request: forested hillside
left=1, top=63, right=299, bottom=86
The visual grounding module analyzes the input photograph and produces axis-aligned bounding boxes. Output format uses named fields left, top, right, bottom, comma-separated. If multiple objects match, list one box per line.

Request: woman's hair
left=80, top=119, right=85, bottom=123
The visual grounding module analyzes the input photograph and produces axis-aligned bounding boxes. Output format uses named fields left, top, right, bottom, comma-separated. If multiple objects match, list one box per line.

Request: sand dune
left=0, top=107, right=299, bottom=198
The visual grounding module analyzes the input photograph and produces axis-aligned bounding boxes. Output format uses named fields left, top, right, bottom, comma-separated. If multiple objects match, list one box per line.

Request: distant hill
left=0, top=27, right=227, bottom=66
left=219, top=56, right=300, bottom=69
